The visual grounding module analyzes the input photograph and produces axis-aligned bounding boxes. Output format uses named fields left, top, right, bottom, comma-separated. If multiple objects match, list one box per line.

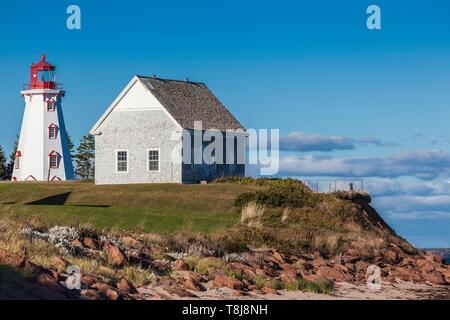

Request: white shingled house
left=90, top=76, right=246, bottom=185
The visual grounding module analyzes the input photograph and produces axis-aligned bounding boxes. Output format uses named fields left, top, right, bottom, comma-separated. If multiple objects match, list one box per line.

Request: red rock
left=354, top=261, right=369, bottom=272
left=35, top=273, right=66, bottom=293
left=346, top=256, right=361, bottom=264
left=52, top=256, right=67, bottom=272
left=248, top=284, right=260, bottom=291
left=433, top=256, right=444, bottom=264
left=265, top=256, right=281, bottom=268
left=0, top=248, right=26, bottom=268
left=384, top=249, right=399, bottom=264
left=279, top=270, right=298, bottom=282
left=51, top=271, right=61, bottom=281
left=106, top=288, right=120, bottom=300
left=173, top=259, right=189, bottom=271
left=229, top=262, right=248, bottom=271
left=91, top=282, right=121, bottom=300
left=243, top=267, right=256, bottom=278
left=316, top=265, right=351, bottom=282
left=260, top=287, right=279, bottom=295
left=81, top=289, right=102, bottom=300
left=212, top=275, right=245, bottom=290
left=91, top=282, right=111, bottom=292
left=444, top=269, right=450, bottom=284
left=122, top=236, right=141, bottom=248
left=346, top=249, right=360, bottom=257
left=279, top=263, right=295, bottom=271
left=232, top=291, right=247, bottom=296
left=83, top=237, right=99, bottom=250
left=81, top=275, right=99, bottom=286
left=255, top=268, right=266, bottom=277
left=293, top=259, right=307, bottom=268
left=416, top=259, right=435, bottom=273
left=162, top=285, right=198, bottom=298
left=400, top=257, right=416, bottom=267
left=151, top=260, right=169, bottom=273
left=423, top=271, right=446, bottom=285
left=117, top=278, right=138, bottom=293
left=344, top=263, right=355, bottom=271
left=311, top=258, right=328, bottom=268
left=183, top=277, right=206, bottom=292
left=395, top=267, right=423, bottom=283
left=72, top=239, right=83, bottom=248
left=272, top=251, right=286, bottom=265
left=103, top=243, right=128, bottom=267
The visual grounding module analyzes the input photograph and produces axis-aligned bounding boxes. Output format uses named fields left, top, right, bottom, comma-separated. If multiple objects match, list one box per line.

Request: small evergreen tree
left=67, top=133, right=75, bottom=159
left=5, top=136, right=19, bottom=180
left=0, top=146, right=7, bottom=180
left=75, top=134, right=95, bottom=180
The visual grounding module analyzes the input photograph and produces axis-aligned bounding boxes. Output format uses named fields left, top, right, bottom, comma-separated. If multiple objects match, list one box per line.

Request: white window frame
left=116, top=149, right=129, bottom=173
left=47, top=100, right=56, bottom=112
left=49, top=154, right=59, bottom=169
left=49, top=126, right=57, bottom=139
left=147, top=148, right=160, bottom=172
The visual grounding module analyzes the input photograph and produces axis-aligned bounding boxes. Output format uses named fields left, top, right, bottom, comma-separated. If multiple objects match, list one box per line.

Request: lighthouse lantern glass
left=38, top=70, right=55, bottom=82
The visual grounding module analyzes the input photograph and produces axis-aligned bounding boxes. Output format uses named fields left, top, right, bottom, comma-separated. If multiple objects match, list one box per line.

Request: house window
left=117, top=150, right=128, bottom=172
left=15, top=158, right=20, bottom=169
left=49, top=154, right=59, bottom=169
left=47, top=100, right=56, bottom=112
left=48, top=125, right=58, bottom=139
left=148, top=149, right=159, bottom=172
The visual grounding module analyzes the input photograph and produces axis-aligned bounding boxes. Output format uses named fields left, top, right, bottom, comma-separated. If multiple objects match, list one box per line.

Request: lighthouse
left=12, top=55, right=74, bottom=181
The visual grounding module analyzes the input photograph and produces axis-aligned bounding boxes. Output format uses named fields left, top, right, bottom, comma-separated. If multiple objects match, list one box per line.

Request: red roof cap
left=32, top=54, right=55, bottom=69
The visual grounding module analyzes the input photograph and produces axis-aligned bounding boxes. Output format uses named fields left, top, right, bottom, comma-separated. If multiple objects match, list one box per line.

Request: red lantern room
left=28, top=54, right=60, bottom=90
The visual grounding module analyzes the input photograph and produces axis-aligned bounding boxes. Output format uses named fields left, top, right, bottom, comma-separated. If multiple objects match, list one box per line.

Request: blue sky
left=1, top=0, right=450, bottom=247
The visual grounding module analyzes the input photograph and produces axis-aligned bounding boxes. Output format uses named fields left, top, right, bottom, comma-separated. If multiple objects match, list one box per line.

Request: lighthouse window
left=49, top=126, right=58, bottom=139
left=38, top=70, right=54, bottom=82
left=49, top=154, right=59, bottom=169
left=47, top=101, right=56, bottom=112
left=117, top=150, right=128, bottom=173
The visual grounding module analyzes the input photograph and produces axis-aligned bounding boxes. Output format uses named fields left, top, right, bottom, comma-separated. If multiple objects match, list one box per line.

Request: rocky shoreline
left=0, top=225, right=448, bottom=300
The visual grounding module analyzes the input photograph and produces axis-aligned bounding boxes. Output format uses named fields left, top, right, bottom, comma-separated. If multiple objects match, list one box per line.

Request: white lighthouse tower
left=12, top=55, right=74, bottom=182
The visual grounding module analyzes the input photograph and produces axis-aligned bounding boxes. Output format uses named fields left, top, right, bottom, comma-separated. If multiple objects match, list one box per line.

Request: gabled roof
left=91, top=76, right=245, bottom=134
left=138, top=76, right=245, bottom=131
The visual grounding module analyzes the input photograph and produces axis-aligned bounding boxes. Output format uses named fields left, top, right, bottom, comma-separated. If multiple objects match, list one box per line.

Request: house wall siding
left=95, top=109, right=183, bottom=184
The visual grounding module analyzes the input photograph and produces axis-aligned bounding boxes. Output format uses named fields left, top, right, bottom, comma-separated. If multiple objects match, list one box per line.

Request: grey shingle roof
left=138, top=76, right=245, bottom=131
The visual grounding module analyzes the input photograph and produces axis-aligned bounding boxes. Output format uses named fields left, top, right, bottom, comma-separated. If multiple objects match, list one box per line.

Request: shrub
left=234, top=185, right=321, bottom=209
left=214, top=177, right=313, bottom=192
left=240, top=202, right=267, bottom=228
left=284, top=279, right=334, bottom=294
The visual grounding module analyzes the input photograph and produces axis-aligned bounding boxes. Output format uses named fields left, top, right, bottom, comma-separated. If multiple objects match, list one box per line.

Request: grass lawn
left=0, top=182, right=262, bottom=234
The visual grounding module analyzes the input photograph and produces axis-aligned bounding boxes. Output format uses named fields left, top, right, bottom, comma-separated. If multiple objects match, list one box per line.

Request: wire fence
left=302, top=179, right=365, bottom=193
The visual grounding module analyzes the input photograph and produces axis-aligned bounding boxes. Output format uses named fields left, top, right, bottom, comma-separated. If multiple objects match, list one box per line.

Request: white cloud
left=366, top=180, right=450, bottom=220
left=279, top=150, right=450, bottom=180
left=279, top=132, right=397, bottom=152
